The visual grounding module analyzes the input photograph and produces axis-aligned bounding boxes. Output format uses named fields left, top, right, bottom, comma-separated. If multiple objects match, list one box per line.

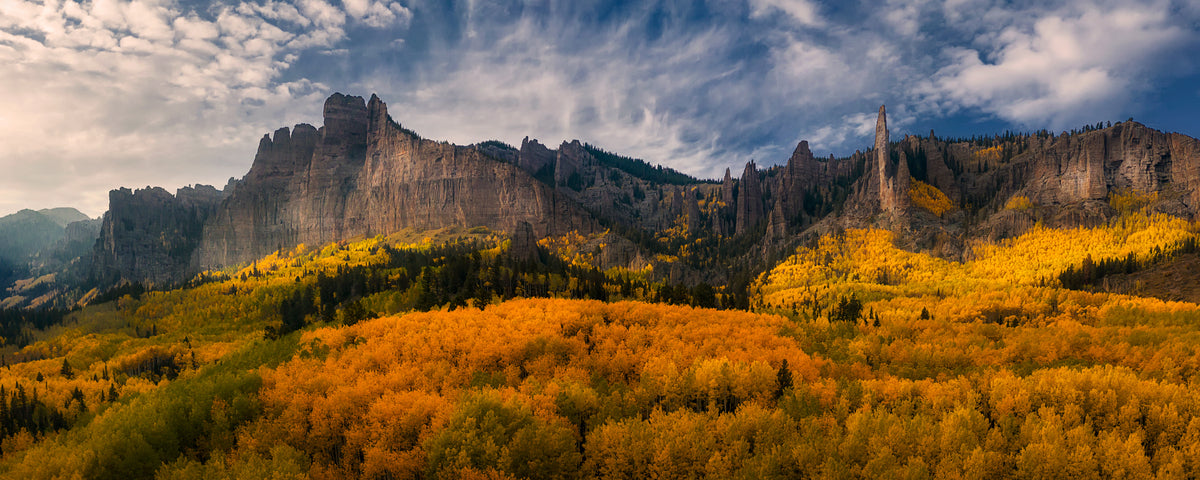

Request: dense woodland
left=0, top=189, right=1198, bottom=478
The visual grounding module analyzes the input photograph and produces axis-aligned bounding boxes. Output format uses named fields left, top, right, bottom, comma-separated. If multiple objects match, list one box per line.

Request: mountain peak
left=322, top=93, right=369, bottom=142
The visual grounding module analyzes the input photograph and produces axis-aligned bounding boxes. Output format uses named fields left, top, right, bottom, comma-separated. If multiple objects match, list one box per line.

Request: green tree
left=60, top=358, right=73, bottom=379
left=425, top=391, right=581, bottom=479
left=775, top=360, right=793, bottom=400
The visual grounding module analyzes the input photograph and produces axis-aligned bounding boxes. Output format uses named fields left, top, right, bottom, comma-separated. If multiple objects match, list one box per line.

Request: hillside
left=68, top=95, right=1200, bottom=308
left=1085, top=252, right=1200, bottom=303
left=0, top=207, right=1198, bottom=477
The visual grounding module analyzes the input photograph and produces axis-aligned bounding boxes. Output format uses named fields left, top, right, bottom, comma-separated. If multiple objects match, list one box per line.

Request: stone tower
left=875, top=105, right=908, bottom=214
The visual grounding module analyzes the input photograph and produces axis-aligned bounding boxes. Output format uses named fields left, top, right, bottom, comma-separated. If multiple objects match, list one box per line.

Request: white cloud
left=928, top=1, right=1192, bottom=128
left=748, top=0, right=822, bottom=26
left=298, top=0, right=344, bottom=28
left=805, top=112, right=878, bottom=152
left=0, top=0, right=410, bottom=216
left=883, top=0, right=932, bottom=38
left=359, top=15, right=736, bottom=179
left=769, top=39, right=870, bottom=106
left=1, top=0, right=1196, bottom=217
left=356, top=1, right=922, bottom=177
left=343, top=0, right=411, bottom=28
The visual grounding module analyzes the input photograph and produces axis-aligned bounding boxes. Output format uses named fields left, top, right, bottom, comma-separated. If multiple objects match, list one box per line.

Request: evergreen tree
left=775, top=360, right=793, bottom=400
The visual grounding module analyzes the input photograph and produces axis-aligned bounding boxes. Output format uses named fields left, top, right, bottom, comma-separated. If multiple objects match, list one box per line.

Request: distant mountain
left=37, top=207, right=91, bottom=227
left=84, top=93, right=1200, bottom=291
left=0, top=207, right=100, bottom=309
left=0, top=208, right=92, bottom=262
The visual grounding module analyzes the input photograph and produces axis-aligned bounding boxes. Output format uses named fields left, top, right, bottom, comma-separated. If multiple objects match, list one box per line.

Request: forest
left=0, top=198, right=1198, bottom=478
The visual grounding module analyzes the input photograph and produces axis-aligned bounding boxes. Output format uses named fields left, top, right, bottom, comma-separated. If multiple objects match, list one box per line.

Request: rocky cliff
left=86, top=94, right=1200, bottom=286
left=193, top=94, right=598, bottom=272
left=735, top=161, right=763, bottom=235
left=92, top=185, right=226, bottom=284
left=88, top=94, right=599, bottom=284
left=1011, top=122, right=1200, bottom=210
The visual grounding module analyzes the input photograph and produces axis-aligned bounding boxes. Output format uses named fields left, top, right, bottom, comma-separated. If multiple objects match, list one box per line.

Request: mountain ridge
left=42, top=92, right=1200, bottom=294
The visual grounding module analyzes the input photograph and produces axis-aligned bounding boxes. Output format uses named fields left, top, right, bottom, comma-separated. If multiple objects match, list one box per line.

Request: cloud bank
left=1, top=0, right=1197, bottom=216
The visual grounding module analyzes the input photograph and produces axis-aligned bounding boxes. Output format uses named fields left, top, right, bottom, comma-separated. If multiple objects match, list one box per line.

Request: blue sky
left=1, top=0, right=1198, bottom=216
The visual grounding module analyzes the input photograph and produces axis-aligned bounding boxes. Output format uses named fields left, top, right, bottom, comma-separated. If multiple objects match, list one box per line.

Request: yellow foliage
left=11, top=210, right=1200, bottom=479
left=1110, top=188, right=1159, bottom=214
left=974, top=146, right=1003, bottom=163
left=1005, top=195, right=1035, bottom=211
left=909, top=180, right=956, bottom=217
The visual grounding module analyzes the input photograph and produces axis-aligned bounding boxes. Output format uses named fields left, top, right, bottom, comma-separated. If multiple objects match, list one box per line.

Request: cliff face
left=1014, top=122, right=1200, bottom=208
left=92, top=185, right=225, bottom=284
left=517, top=137, right=554, bottom=177
left=193, top=94, right=597, bottom=271
left=86, top=94, right=1200, bottom=286
left=735, top=161, right=762, bottom=235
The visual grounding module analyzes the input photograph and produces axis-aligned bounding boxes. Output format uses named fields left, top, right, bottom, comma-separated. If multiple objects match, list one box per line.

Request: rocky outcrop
left=509, top=221, right=539, bottom=262
left=474, top=142, right=518, bottom=164
left=517, top=137, right=555, bottom=177
left=1012, top=122, right=1200, bottom=209
left=92, top=186, right=225, bottom=285
left=62, top=218, right=101, bottom=248
left=87, top=94, right=600, bottom=284
left=713, top=168, right=736, bottom=236
left=913, top=136, right=961, bottom=201
left=554, top=140, right=592, bottom=188
left=875, top=105, right=910, bottom=214
left=766, top=197, right=787, bottom=246
left=84, top=94, right=1200, bottom=287
left=735, top=161, right=762, bottom=235
left=721, top=168, right=735, bottom=206
left=194, top=94, right=598, bottom=271
left=686, top=190, right=703, bottom=236
left=770, top=140, right=857, bottom=225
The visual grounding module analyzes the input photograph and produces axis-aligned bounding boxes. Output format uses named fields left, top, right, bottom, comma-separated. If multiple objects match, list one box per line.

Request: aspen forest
left=1, top=197, right=1200, bottom=479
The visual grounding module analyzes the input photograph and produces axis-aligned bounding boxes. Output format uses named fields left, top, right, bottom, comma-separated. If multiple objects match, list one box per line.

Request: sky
left=2, top=0, right=1199, bottom=217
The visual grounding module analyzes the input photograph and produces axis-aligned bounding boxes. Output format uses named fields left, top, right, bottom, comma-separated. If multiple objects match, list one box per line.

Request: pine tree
left=775, top=360, right=793, bottom=400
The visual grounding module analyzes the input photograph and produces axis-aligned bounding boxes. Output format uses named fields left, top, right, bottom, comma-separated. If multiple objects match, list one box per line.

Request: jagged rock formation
left=517, top=137, right=554, bottom=179
left=554, top=140, right=590, bottom=188
left=713, top=168, right=736, bottom=236
left=875, top=106, right=910, bottom=214
left=82, top=94, right=1200, bottom=288
left=905, top=134, right=960, bottom=200
left=62, top=219, right=101, bottom=249
left=91, top=185, right=226, bottom=284
left=686, top=190, right=703, bottom=236
left=1014, top=122, right=1200, bottom=208
left=735, top=161, right=762, bottom=235
left=506, top=137, right=721, bottom=236
left=474, top=141, right=518, bottom=164
left=765, top=140, right=857, bottom=235
left=509, top=221, right=539, bottom=262
left=88, top=95, right=598, bottom=284
left=193, top=94, right=597, bottom=272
